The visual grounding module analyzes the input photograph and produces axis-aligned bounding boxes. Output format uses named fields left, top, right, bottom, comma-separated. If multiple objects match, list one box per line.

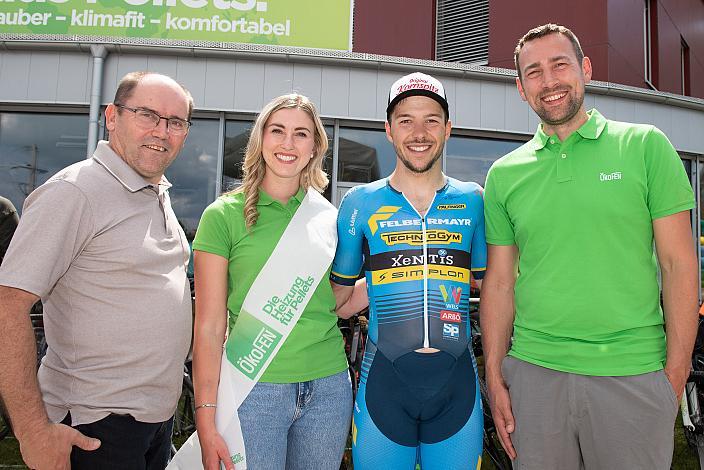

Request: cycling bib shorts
left=331, top=178, right=486, bottom=470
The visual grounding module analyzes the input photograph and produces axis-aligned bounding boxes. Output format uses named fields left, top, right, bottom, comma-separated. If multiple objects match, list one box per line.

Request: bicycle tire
left=0, top=408, right=11, bottom=441
left=172, top=363, right=196, bottom=452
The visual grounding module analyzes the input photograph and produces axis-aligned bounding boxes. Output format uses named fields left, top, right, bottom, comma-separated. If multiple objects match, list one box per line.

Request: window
left=643, top=0, right=658, bottom=89
left=681, top=37, right=691, bottom=96
left=445, top=135, right=523, bottom=186
left=322, top=125, right=334, bottom=202
left=436, top=0, right=489, bottom=64
left=698, top=159, right=704, bottom=299
left=163, top=118, right=220, bottom=239
left=0, top=113, right=88, bottom=213
left=222, top=119, right=252, bottom=193
left=337, top=127, right=392, bottom=184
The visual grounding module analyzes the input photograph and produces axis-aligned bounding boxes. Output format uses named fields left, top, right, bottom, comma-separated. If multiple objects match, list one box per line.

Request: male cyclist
left=331, top=72, right=485, bottom=470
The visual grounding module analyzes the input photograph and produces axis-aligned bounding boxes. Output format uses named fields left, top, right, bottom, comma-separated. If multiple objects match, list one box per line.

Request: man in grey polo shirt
left=0, top=71, right=193, bottom=470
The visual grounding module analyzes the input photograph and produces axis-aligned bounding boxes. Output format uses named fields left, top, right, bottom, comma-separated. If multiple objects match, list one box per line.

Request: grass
left=0, top=437, right=23, bottom=466
left=675, top=412, right=700, bottom=469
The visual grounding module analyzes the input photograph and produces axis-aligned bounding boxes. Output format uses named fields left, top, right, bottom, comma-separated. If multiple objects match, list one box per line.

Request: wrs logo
left=368, top=206, right=401, bottom=235
left=439, top=284, right=462, bottom=304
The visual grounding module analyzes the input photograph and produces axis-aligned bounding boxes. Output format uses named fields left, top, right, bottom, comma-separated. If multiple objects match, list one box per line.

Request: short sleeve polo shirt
left=0, top=141, right=192, bottom=425
left=484, top=109, right=695, bottom=376
left=193, top=188, right=348, bottom=383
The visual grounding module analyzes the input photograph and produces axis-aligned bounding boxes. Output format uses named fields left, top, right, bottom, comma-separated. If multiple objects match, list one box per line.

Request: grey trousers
left=502, top=356, right=679, bottom=470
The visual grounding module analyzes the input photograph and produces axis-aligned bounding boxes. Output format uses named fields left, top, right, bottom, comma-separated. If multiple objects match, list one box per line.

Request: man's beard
left=395, top=141, right=445, bottom=174
left=535, top=87, right=584, bottom=126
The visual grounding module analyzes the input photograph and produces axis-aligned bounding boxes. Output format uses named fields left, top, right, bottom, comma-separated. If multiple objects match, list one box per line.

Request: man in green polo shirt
left=481, top=23, right=698, bottom=469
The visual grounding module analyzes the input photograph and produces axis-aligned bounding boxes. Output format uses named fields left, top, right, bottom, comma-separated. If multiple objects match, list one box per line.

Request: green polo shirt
left=193, top=188, right=348, bottom=382
left=484, top=109, right=694, bottom=376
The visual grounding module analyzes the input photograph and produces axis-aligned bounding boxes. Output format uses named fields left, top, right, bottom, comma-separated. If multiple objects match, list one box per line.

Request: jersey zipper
left=402, top=192, right=437, bottom=349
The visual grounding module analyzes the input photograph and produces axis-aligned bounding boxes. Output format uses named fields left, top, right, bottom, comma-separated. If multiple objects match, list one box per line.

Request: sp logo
left=443, top=323, right=460, bottom=340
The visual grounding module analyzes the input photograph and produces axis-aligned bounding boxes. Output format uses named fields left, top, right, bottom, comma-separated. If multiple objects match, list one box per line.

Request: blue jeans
left=238, top=370, right=353, bottom=470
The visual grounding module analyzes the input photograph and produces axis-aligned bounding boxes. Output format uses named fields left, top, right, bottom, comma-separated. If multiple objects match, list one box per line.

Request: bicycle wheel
left=0, top=389, right=14, bottom=441
left=478, top=376, right=512, bottom=470
left=0, top=408, right=11, bottom=441
left=172, top=363, right=196, bottom=451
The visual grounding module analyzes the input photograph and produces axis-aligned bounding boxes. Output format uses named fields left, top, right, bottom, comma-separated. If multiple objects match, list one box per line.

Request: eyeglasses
left=114, top=103, right=191, bottom=135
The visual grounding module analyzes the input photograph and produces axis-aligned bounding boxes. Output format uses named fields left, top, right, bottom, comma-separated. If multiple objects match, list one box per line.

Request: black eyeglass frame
left=113, top=103, right=192, bottom=133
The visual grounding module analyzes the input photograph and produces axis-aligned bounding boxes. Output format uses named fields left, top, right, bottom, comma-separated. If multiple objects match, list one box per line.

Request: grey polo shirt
left=0, top=141, right=192, bottom=425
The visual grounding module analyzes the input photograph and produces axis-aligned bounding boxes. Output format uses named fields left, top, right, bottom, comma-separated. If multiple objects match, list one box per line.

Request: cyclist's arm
left=192, top=250, right=234, bottom=470
left=333, top=278, right=368, bottom=319
left=654, top=211, right=698, bottom=399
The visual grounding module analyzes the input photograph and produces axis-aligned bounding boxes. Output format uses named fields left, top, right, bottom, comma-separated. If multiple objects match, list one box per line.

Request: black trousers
left=62, top=412, right=173, bottom=470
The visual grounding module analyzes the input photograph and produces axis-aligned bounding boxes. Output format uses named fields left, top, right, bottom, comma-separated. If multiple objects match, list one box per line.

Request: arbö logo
left=440, top=310, right=461, bottom=323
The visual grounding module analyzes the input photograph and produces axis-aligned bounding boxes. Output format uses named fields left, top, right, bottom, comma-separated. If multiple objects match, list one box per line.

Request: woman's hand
left=199, top=427, right=235, bottom=470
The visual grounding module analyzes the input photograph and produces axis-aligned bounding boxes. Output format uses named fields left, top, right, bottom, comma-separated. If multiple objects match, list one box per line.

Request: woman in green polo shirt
left=192, top=94, right=362, bottom=470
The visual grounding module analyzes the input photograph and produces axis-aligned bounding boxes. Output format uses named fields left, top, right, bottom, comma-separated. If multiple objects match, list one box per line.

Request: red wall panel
left=658, top=0, right=704, bottom=98
left=691, top=60, right=704, bottom=99
left=487, top=0, right=609, bottom=80
left=606, top=0, right=648, bottom=89
left=352, top=0, right=435, bottom=60
left=655, top=1, right=684, bottom=94
left=487, top=0, right=703, bottom=98
left=351, top=0, right=703, bottom=98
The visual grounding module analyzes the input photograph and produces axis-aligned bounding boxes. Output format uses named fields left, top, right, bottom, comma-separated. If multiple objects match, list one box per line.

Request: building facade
left=1, top=0, right=703, bottom=295
left=353, top=0, right=704, bottom=100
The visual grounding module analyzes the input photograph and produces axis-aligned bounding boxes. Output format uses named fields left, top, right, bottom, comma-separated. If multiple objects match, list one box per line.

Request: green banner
left=226, top=310, right=282, bottom=380
left=0, top=0, right=352, bottom=51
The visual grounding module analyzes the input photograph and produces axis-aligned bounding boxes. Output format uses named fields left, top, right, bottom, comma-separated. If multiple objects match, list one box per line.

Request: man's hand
left=19, top=422, right=100, bottom=470
left=487, top=377, right=517, bottom=460
left=664, top=365, right=689, bottom=401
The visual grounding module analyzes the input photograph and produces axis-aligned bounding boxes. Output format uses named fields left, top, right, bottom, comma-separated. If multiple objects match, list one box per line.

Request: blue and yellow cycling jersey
left=331, top=177, right=487, bottom=360
left=332, top=177, right=486, bottom=470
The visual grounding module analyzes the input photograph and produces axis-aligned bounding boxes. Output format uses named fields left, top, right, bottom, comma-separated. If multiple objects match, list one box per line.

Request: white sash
left=168, top=189, right=338, bottom=469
